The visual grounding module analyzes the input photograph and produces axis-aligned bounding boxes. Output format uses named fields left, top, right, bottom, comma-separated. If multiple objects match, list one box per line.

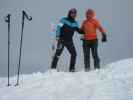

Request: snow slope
left=0, top=58, right=133, bottom=100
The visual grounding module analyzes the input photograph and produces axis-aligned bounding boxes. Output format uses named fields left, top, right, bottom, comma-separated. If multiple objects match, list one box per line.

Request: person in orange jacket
left=81, top=9, right=107, bottom=71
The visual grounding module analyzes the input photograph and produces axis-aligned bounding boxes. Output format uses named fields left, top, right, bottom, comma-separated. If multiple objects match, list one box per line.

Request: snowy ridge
left=0, top=58, right=133, bottom=100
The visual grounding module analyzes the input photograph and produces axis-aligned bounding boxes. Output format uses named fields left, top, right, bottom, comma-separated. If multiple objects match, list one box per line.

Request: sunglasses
left=70, top=11, right=77, bottom=14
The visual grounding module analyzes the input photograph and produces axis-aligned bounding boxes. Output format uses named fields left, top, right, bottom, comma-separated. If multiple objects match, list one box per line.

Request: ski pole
left=15, top=10, right=32, bottom=86
left=4, top=14, right=11, bottom=86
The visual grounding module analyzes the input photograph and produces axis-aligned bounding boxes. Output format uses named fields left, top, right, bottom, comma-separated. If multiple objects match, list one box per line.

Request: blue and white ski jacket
left=56, top=17, right=81, bottom=42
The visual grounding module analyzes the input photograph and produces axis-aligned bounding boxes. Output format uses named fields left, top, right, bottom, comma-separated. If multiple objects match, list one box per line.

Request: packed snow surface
left=0, top=58, right=133, bottom=100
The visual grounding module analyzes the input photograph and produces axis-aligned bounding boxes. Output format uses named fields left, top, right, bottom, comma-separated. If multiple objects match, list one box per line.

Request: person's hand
left=102, top=33, right=107, bottom=42
left=80, top=35, right=84, bottom=40
left=56, top=37, right=59, bottom=41
left=56, top=37, right=63, bottom=43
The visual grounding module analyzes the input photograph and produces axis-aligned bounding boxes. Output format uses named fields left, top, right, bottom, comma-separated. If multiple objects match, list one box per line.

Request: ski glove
left=102, top=33, right=107, bottom=42
left=56, top=37, right=60, bottom=41
left=76, top=28, right=85, bottom=34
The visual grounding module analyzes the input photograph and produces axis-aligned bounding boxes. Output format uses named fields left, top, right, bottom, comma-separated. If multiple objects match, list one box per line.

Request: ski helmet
left=86, top=9, right=96, bottom=19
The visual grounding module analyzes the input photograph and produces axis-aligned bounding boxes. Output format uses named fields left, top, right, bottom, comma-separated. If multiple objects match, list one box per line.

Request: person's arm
left=75, top=21, right=85, bottom=41
left=75, top=21, right=85, bottom=34
left=96, top=20, right=107, bottom=42
left=56, top=18, right=64, bottom=40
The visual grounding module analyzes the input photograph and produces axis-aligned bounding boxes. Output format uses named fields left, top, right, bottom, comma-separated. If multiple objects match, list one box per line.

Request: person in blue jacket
left=51, top=8, right=83, bottom=72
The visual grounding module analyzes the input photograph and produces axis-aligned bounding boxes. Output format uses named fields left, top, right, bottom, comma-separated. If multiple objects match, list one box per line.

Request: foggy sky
left=0, top=0, right=133, bottom=77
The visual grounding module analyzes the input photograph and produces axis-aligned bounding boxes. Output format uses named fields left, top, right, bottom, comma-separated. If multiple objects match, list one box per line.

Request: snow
left=0, top=58, right=133, bottom=100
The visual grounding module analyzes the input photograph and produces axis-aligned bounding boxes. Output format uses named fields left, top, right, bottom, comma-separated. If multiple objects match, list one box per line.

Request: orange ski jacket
left=81, top=18, right=106, bottom=40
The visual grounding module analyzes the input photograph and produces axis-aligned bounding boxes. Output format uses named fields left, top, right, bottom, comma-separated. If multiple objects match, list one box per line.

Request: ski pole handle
left=22, top=10, right=32, bottom=21
left=4, top=14, right=11, bottom=23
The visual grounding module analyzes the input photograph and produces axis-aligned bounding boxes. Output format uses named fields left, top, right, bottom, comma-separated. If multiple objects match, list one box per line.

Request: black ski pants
left=83, top=39, right=100, bottom=70
left=51, top=40, right=77, bottom=71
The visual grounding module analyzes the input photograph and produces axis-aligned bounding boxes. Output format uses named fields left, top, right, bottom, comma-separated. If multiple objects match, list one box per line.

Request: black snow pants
left=51, top=40, right=77, bottom=72
left=83, top=39, right=100, bottom=71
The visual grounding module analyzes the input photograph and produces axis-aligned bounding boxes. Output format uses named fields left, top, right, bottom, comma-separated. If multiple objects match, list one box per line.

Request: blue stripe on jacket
left=56, top=17, right=79, bottom=37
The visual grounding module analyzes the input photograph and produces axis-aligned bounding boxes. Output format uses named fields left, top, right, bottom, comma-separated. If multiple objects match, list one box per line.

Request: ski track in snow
left=0, top=58, right=133, bottom=100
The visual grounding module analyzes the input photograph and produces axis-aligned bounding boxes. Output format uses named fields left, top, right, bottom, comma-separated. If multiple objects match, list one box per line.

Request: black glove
left=102, top=33, right=107, bottom=42
left=76, top=28, right=85, bottom=34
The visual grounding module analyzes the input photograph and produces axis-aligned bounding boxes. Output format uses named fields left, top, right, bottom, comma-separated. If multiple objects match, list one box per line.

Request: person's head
left=86, top=9, right=95, bottom=20
left=68, top=8, right=77, bottom=19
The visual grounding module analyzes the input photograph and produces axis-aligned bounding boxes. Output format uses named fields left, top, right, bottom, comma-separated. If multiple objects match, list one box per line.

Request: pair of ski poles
left=5, top=10, right=32, bottom=86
